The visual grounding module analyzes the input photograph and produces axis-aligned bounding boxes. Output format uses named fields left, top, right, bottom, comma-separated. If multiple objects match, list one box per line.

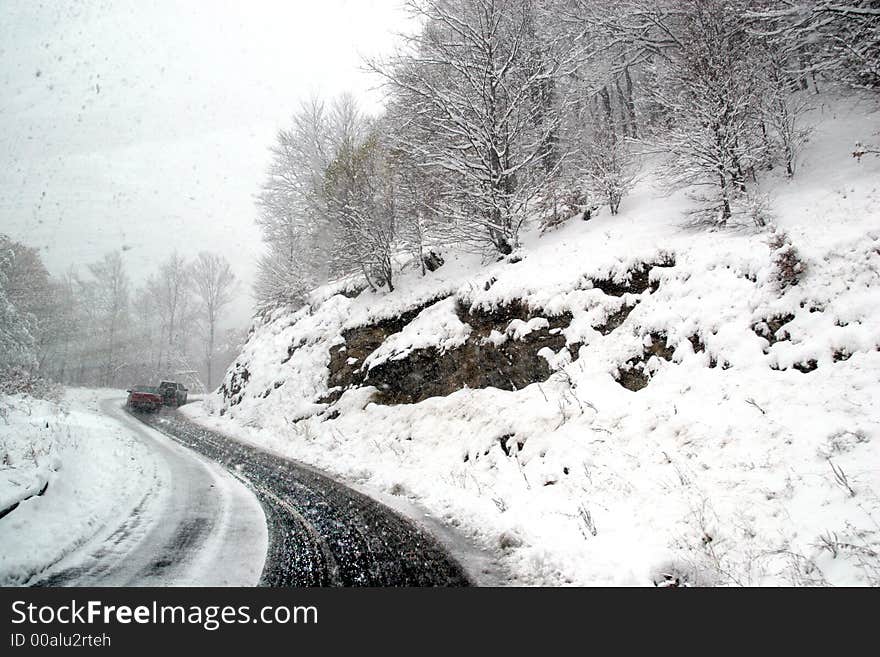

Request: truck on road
left=126, top=386, right=163, bottom=412
left=158, top=380, right=189, bottom=407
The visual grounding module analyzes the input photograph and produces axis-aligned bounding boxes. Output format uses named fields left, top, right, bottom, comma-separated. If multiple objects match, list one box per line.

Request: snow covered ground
left=190, top=93, right=880, bottom=586
left=0, top=389, right=266, bottom=586
left=0, top=388, right=167, bottom=584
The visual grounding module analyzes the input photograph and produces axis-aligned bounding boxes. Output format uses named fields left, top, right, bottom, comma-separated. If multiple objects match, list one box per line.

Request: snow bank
left=0, top=389, right=165, bottom=585
left=198, top=95, right=880, bottom=586
left=0, top=396, right=59, bottom=515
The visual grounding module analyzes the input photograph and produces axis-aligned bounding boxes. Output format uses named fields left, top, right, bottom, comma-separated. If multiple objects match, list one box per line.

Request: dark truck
left=158, top=380, right=188, bottom=407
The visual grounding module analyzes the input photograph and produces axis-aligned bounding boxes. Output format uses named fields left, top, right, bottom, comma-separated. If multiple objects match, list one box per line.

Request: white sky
left=0, top=0, right=412, bottom=326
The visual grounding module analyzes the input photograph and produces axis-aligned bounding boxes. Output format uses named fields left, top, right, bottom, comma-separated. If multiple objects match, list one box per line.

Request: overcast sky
left=0, top=0, right=411, bottom=327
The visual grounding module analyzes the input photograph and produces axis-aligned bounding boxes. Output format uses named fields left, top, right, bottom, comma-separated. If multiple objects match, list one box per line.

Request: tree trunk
left=206, top=322, right=215, bottom=391
left=599, top=85, right=614, bottom=135
left=719, top=172, right=731, bottom=223
left=624, top=65, right=638, bottom=139
left=614, top=76, right=630, bottom=138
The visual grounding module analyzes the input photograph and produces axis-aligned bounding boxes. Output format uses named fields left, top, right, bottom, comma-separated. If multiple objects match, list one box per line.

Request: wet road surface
left=134, top=406, right=471, bottom=587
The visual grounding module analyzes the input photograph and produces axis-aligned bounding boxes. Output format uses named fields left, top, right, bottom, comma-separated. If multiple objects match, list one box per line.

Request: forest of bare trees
left=253, top=0, right=879, bottom=311
left=0, top=235, right=241, bottom=394
left=2, top=0, right=877, bottom=393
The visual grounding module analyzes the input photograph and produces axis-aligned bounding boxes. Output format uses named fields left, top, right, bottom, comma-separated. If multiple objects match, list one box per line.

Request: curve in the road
left=34, top=398, right=267, bottom=587
left=135, top=407, right=472, bottom=587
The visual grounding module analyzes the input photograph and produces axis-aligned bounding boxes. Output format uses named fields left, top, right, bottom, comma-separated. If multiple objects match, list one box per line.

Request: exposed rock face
left=423, top=250, right=445, bottom=272
left=596, top=303, right=635, bottom=336
left=324, top=299, right=573, bottom=406
left=587, top=255, right=674, bottom=297
left=753, top=313, right=795, bottom=349
left=614, top=332, right=675, bottom=392
left=315, top=259, right=681, bottom=406
left=368, top=302, right=573, bottom=405
left=225, top=257, right=679, bottom=411
left=321, top=296, right=449, bottom=404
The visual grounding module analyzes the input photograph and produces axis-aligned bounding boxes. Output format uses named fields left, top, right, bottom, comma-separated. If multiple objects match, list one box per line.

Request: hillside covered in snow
left=184, top=94, right=880, bottom=586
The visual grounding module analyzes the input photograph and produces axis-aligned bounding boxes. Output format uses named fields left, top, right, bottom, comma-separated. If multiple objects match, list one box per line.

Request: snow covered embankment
left=194, top=97, right=880, bottom=586
left=0, top=389, right=165, bottom=585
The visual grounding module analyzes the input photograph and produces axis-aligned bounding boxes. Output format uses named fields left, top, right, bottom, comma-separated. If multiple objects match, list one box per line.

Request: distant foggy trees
left=256, top=95, right=411, bottom=300
left=0, top=237, right=36, bottom=374
left=249, top=0, right=878, bottom=313
left=150, top=252, right=191, bottom=375
left=190, top=252, right=237, bottom=390
left=0, top=235, right=58, bottom=370
left=87, top=252, right=131, bottom=387
left=0, top=234, right=242, bottom=394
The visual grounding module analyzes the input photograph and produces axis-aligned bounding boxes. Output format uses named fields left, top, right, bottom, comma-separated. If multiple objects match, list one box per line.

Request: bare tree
left=392, top=144, right=447, bottom=275
left=755, top=45, right=813, bottom=177
left=372, top=0, right=582, bottom=256
left=87, top=251, right=131, bottom=387
left=612, top=1, right=765, bottom=223
left=255, top=94, right=370, bottom=311
left=0, top=234, right=57, bottom=371
left=190, top=252, right=237, bottom=390
left=561, top=110, right=638, bottom=216
left=746, top=1, right=880, bottom=91
left=324, top=133, right=399, bottom=291
left=0, top=241, right=35, bottom=374
left=255, top=97, right=333, bottom=311
left=588, top=133, right=637, bottom=215
left=150, top=252, right=191, bottom=374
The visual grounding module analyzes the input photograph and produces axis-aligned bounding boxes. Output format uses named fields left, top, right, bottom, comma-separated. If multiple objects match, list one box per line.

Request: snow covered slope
left=196, top=94, right=880, bottom=586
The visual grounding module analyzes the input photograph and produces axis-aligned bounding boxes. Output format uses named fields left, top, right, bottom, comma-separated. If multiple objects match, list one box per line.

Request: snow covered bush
left=0, top=368, right=60, bottom=400
left=737, top=191, right=774, bottom=229
left=767, top=229, right=805, bottom=291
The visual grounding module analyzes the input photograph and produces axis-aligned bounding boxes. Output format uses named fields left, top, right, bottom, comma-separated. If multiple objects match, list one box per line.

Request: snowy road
left=134, top=407, right=472, bottom=586
left=34, top=398, right=267, bottom=586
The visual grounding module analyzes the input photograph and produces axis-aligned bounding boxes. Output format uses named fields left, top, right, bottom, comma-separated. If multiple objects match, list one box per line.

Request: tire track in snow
left=136, top=407, right=471, bottom=587
left=34, top=398, right=266, bottom=586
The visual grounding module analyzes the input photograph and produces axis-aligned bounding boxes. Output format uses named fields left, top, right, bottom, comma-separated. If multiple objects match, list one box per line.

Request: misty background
left=0, top=0, right=410, bottom=328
